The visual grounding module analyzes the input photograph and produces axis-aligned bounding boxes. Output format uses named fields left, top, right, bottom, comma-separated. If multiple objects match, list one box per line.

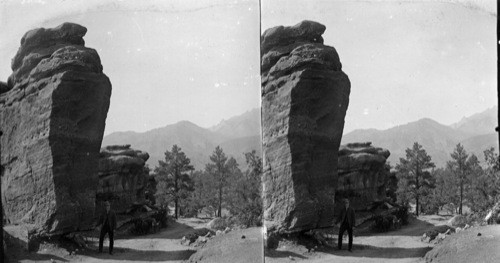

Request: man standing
left=336, top=198, right=356, bottom=252
left=98, top=201, right=117, bottom=255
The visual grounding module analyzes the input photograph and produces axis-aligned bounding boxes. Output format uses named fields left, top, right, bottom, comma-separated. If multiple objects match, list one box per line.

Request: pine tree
left=227, top=150, right=263, bottom=226
left=154, top=145, right=194, bottom=219
left=447, top=143, right=471, bottom=215
left=396, top=142, right=435, bottom=216
left=205, top=146, right=231, bottom=217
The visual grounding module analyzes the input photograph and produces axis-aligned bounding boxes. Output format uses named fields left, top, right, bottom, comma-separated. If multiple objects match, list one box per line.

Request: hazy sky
left=0, top=0, right=260, bottom=135
left=0, top=0, right=497, bottom=135
left=262, top=0, right=497, bottom=133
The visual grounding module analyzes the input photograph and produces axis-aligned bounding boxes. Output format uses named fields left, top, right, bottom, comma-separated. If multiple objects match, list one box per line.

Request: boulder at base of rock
left=1, top=22, right=112, bottom=236
left=261, top=20, right=350, bottom=236
left=423, top=225, right=456, bottom=242
left=449, top=214, right=467, bottom=227
left=207, top=217, right=229, bottom=231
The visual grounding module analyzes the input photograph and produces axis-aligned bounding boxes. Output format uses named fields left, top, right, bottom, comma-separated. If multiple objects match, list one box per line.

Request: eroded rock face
left=337, top=142, right=391, bottom=211
left=0, top=23, right=111, bottom=235
left=97, top=145, right=153, bottom=213
left=261, top=21, right=350, bottom=234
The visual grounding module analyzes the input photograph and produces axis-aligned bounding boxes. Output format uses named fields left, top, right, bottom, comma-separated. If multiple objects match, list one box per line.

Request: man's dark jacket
left=98, top=210, right=117, bottom=230
left=336, top=207, right=356, bottom=228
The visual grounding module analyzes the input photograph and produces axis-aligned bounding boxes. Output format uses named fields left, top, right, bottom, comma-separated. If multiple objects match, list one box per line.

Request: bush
left=151, top=207, right=169, bottom=228
left=233, top=211, right=262, bottom=228
left=130, top=217, right=156, bottom=235
left=180, top=206, right=198, bottom=218
left=371, top=214, right=397, bottom=232
left=392, top=206, right=410, bottom=225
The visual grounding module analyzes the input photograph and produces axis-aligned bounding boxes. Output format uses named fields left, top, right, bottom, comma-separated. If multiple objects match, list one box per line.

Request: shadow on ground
left=6, top=250, right=70, bottom=263
left=117, top=220, right=197, bottom=240
left=78, top=247, right=196, bottom=261
left=265, top=249, right=307, bottom=259
left=320, top=244, right=433, bottom=259
left=356, top=217, right=435, bottom=237
left=80, top=220, right=197, bottom=242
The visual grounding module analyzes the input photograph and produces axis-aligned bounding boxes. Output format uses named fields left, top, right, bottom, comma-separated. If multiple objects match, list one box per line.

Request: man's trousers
left=99, top=224, right=114, bottom=254
left=338, top=221, right=353, bottom=251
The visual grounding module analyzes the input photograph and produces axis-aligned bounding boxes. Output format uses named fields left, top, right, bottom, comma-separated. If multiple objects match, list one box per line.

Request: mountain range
left=341, top=106, right=498, bottom=168
left=103, top=106, right=497, bottom=170
left=102, top=108, right=261, bottom=170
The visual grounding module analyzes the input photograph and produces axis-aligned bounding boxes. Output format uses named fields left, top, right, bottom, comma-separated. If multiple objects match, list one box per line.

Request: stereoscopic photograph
left=1, top=0, right=498, bottom=263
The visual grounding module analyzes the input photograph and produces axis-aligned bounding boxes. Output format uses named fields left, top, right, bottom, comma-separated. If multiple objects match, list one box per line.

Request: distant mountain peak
left=342, top=106, right=498, bottom=168
left=209, top=108, right=260, bottom=138
left=450, top=105, right=497, bottom=135
left=175, top=120, right=200, bottom=128
left=102, top=108, right=261, bottom=170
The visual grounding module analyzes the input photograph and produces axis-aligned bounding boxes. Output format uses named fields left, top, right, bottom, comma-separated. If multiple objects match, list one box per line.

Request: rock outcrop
left=0, top=23, right=111, bottom=235
left=336, top=142, right=391, bottom=211
left=97, top=145, right=153, bottom=213
left=261, top=21, right=350, bottom=235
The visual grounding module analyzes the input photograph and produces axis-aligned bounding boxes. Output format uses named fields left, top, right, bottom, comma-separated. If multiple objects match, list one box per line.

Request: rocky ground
left=424, top=224, right=500, bottom=263
left=188, top=227, right=263, bottom=263
left=6, top=218, right=207, bottom=263
left=265, top=214, right=500, bottom=263
left=5, top=217, right=263, bottom=263
left=6, top=214, right=499, bottom=263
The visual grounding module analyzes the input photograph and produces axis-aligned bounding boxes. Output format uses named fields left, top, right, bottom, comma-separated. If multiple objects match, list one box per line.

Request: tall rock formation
left=97, top=145, right=154, bottom=214
left=261, top=21, right=350, bottom=235
left=337, top=142, right=391, bottom=211
left=0, top=23, right=112, bottom=235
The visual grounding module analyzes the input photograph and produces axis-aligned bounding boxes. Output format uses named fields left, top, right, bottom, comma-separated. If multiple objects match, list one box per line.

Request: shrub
left=234, top=211, right=262, bottom=228
left=130, top=217, right=156, bottom=235
left=392, top=206, right=410, bottom=225
left=151, top=208, right=168, bottom=228
left=371, top=214, right=396, bottom=232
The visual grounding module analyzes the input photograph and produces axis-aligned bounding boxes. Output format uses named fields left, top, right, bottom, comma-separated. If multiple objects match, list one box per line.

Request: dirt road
left=265, top=216, right=445, bottom=263
left=8, top=218, right=210, bottom=263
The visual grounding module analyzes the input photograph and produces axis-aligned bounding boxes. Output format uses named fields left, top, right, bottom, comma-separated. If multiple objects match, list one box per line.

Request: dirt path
left=265, top=216, right=447, bottom=263
left=9, top=218, right=211, bottom=263
left=8, top=215, right=474, bottom=263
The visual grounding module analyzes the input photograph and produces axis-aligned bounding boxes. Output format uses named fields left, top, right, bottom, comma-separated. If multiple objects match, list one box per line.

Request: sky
left=262, top=0, right=497, bottom=133
left=0, top=0, right=497, bottom=135
left=0, top=0, right=261, bottom=135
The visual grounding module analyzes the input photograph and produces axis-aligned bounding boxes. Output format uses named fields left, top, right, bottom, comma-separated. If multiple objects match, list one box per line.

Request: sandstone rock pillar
left=261, top=21, right=350, bottom=235
left=1, top=23, right=112, bottom=235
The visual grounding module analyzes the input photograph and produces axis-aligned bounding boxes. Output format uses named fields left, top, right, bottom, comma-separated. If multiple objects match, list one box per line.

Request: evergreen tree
left=431, top=168, right=458, bottom=214
left=205, top=146, right=231, bottom=217
left=466, top=148, right=500, bottom=211
left=484, top=147, right=500, bottom=202
left=227, top=150, right=263, bottom=226
left=396, top=142, right=435, bottom=216
left=447, top=143, right=473, bottom=215
left=154, top=145, right=194, bottom=219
